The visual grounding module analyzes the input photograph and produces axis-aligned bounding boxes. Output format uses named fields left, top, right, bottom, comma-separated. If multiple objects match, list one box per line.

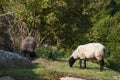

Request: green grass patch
left=0, top=58, right=119, bottom=80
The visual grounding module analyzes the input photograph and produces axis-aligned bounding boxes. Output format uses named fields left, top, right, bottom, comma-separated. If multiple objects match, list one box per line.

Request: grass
left=0, top=58, right=120, bottom=80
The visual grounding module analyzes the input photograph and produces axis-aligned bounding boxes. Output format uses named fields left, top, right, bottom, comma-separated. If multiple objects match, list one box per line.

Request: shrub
left=35, top=47, right=64, bottom=60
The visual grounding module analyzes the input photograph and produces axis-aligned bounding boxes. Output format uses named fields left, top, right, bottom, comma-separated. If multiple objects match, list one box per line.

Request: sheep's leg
left=100, top=59, right=104, bottom=71
left=102, top=59, right=104, bottom=70
left=79, top=59, right=82, bottom=68
left=84, top=59, right=86, bottom=69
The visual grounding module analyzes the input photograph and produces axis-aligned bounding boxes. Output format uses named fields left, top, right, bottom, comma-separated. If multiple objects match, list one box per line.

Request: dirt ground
left=41, top=71, right=102, bottom=80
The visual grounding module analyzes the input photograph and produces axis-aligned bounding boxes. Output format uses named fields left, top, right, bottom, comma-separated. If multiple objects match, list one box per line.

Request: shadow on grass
left=0, top=62, right=45, bottom=80
left=73, top=65, right=110, bottom=71
left=108, top=61, right=120, bottom=73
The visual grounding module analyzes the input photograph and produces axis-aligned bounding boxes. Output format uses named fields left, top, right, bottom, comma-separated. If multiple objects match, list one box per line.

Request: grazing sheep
left=20, top=36, right=37, bottom=58
left=69, top=43, right=105, bottom=71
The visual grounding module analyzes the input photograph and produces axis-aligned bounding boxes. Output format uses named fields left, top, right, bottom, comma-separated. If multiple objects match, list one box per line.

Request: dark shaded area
left=22, top=50, right=37, bottom=58
left=0, top=12, right=14, bottom=52
left=0, top=63, right=44, bottom=80
left=108, top=60, right=120, bottom=72
left=106, top=0, right=120, bottom=16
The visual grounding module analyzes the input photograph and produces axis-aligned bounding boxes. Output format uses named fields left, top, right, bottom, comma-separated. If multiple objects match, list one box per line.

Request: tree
left=87, top=0, right=120, bottom=71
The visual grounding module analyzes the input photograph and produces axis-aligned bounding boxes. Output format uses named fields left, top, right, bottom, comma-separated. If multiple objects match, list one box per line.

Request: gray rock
left=60, top=77, right=85, bottom=80
left=113, top=75, right=120, bottom=80
left=0, top=76, right=15, bottom=80
left=0, top=50, right=32, bottom=68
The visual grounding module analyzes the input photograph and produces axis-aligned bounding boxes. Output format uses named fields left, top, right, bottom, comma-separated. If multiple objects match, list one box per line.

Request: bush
left=105, top=43, right=120, bottom=72
left=35, top=47, right=65, bottom=60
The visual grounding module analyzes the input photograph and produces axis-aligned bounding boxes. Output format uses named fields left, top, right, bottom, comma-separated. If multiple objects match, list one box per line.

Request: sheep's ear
left=69, top=57, right=76, bottom=67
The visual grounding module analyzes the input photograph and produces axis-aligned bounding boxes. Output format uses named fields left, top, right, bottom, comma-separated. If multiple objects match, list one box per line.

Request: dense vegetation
left=0, top=0, right=120, bottom=71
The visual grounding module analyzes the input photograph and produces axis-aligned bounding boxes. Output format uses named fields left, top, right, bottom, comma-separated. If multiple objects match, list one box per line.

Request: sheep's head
left=69, top=57, right=76, bottom=67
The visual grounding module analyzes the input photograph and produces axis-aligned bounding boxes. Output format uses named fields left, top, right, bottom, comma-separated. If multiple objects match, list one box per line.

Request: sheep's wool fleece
left=72, top=43, right=105, bottom=61
left=21, top=36, right=36, bottom=52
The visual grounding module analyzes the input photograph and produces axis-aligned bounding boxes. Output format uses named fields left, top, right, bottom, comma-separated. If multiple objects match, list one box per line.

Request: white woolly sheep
left=20, top=36, right=37, bottom=58
left=69, top=43, right=105, bottom=71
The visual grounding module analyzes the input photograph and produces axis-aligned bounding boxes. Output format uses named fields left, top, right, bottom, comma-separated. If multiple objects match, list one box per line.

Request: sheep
left=20, top=36, right=37, bottom=58
left=69, top=43, right=105, bottom=71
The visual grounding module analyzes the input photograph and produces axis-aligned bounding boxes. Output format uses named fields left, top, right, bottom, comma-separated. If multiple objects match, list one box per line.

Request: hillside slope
left=0, top=58, right=120, bottom=80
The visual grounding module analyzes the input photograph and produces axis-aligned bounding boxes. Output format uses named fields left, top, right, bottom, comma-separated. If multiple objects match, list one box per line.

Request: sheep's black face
left=69, top=57, right=76, bottom=67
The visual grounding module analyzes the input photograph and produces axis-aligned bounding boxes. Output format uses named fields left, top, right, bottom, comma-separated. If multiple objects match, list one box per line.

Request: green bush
left=106, top=43, right=120, bottom=72
left=35, top=47, right=65, bottom=60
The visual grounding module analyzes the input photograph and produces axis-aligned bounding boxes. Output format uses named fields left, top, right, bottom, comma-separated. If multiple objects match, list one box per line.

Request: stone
left=0, top=50, right=32, bottom=68
left=0, top=76, right=15, bottom=80
left=60, top=77, right=85, bottom=80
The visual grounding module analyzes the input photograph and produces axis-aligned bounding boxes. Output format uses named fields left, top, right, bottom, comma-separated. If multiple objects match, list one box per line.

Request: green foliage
left=35, top=47, right=64, bottom=60
left=106, top=43, right=120, bottom=71
left=0, top=0, right=12, bottom=14
left=87, top=0, right=120, bottom=71
left=90, top=16, right=116, bottom=42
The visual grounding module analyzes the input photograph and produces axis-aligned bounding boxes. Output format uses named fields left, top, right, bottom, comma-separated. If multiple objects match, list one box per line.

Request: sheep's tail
left=102, top=47, right=106, bottom=59
left=103, top=47, right=106, bottom=56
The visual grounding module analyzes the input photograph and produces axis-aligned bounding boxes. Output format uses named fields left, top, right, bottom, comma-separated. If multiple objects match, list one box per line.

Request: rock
left=60, top=77, right=85, bottom=80
left=0, top=50, right=32, bottom=68
left=0, top=76, right=15, bottom=80
left=113, top=75, right=120, bottom=80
